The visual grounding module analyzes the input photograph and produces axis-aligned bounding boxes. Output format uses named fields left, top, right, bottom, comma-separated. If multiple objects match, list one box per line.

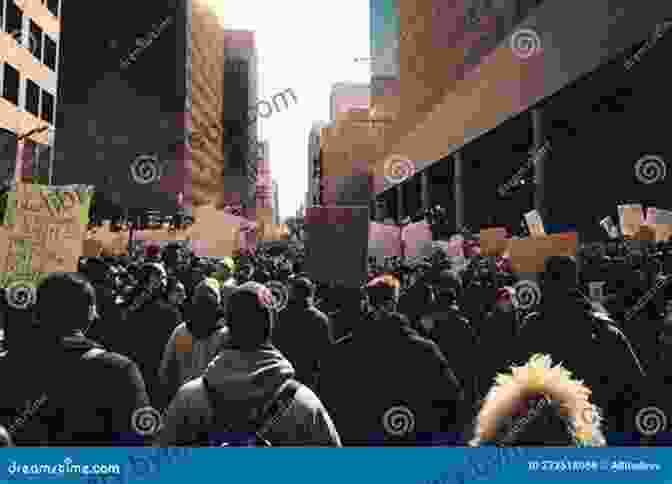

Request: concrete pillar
left=420, top=170, right=430, bottom=212
left=396, top=184, right=404, bottom=223
left=454, top=151, right=464, bottom=231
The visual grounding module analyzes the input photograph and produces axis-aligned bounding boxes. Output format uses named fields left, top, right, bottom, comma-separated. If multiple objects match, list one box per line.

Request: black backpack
left=202, top=378, right=301, bottom=446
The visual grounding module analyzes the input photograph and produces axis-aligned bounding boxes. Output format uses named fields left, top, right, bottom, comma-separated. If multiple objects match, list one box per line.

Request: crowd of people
left=0, top=233, right=670, bottom=447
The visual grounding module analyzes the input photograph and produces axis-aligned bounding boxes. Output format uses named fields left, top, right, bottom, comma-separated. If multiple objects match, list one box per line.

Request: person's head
left=163, top=243, right=183, bottom=268
left=470, top=354, right=606, bottom=447
left=542, top=256, right=578, bottom=299
left=434, top=269, right=462, bottom=305
left=365, top=275, right=401, bottom=313
left=289, top=277, right=315, bottom=304
left=226, top=282, right=274, bottom=350
left=0, top=425, right=13, bottom=447
left=166, top=277, right=186, bottom=306
left=192, top=277, right=221, bottom=312
left=35, top=272, right=98, bottom=336
left=495, top=286, right=516, bottom=313
left=140, top=263, right=168, bottom=292
left=145, top=244, right=162, bottom=262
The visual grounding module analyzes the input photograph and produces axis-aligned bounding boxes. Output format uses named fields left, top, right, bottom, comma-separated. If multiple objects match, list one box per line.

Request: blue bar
left=545, top=223, right=578, bottom=234
left=0, top=448, right=670, bottom=484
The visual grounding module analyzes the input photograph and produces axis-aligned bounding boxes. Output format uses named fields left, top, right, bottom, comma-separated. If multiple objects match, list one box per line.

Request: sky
left=204, top=0, right=371, bottom=221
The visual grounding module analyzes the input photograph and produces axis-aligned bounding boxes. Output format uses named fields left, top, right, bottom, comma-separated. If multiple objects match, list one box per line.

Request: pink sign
left=401, top=220, right=433, bottom=258
left=368, top=222, right=402, bottom=260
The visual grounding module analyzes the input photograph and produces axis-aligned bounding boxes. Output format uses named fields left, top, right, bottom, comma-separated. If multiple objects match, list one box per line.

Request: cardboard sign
left=401, top=220, right=433, bottom=258
left=305, top=206, right=369, bottom=288
left=368, top=222, right=402, bottom=262
left=617, top=204, right=644, bottom=237
left=524, top=210, right=546, bottom=237
left=507, top=232, right=578, bottom=275
left=479, top=227, right=508, bottom=256
left=0, top=183, right=94, bottom=287
left=645, top=207, right=672, bottom=242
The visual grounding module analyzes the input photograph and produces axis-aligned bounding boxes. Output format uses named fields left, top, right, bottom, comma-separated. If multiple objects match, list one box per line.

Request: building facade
left=0, top=0, right=61, bottom=185
left=53, top=0, right=228, bottom=213
left=223, top=29, right=258, bottom=211
left=272, top=178, right=279, bottom=225
left=307, top=120, right=327, bottom=208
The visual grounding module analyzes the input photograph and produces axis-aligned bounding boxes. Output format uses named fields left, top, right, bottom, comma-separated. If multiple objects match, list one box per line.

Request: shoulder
left=292, top=383, right=325, bottom=413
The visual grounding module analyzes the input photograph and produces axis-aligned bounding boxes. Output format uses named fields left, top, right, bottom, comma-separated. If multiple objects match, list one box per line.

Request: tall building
left=329, top=82, right=370, bottom=122
left=307, top=120, right=327, bottom=208
left=272, top=178, right=279, bottom=225
left=223, top=29, right=258, bottom=210
left=0, top=0, right=61, bottom=184
left=255, top=139, right=273, bottom=232
left=53, top=0, right=227, bottom=212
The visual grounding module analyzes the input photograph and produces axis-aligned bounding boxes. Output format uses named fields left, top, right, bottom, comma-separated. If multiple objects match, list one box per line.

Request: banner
left=305, top=206, right=369, bottom=288
left=646, top=207, right=672, bottom=242
left=368, top=222, right=402, bottom=261
left=479, top=227, right=508, bottom=256
left=401, top=220, right=433, bottom=258
left=618, top=204, right=644, bottom=237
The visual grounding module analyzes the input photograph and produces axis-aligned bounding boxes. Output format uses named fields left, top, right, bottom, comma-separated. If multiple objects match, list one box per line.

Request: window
left=2, top=63, right=19, bottom=105
left=30, top=20, right=43, bottom=61
left=5, top=1, right=22, bottom=35
left=41, top=90, right=54, bottom=124
left=25, top=79, right=40, bottom=116
left=47, top=0, right=58, bottom=17
left=43, top=34, right=56, bottom=70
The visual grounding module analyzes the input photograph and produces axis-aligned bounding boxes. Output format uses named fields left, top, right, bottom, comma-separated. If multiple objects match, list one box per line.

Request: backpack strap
left=203, top=378, right=301, bottom=441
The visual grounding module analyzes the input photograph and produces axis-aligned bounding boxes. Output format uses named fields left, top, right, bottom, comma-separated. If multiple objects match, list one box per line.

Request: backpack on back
left=202, top=378, right=301, bottom=446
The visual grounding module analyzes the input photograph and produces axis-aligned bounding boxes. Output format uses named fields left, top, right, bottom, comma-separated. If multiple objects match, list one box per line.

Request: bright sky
left=205, top=0, right=371, bottom=221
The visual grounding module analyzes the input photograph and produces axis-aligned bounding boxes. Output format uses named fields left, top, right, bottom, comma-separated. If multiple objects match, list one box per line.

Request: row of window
left=1, top=0, right=59, bottom=71
left=2, top=62, right=55, bottom=125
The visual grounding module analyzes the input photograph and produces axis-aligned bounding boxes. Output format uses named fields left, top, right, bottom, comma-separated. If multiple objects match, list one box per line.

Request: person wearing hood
left=514, top=256, right=649, bottom=443
left=210, top=257, right=237, bottom=313
left=157, top=281, right=341, bottom=446
left=273, top=278, right=332, bottom=389
left=469, top=354, right=606, bottom=447
left=159, top=278, right=230, bottom=408
left=319, top=275, right=464, bottom=446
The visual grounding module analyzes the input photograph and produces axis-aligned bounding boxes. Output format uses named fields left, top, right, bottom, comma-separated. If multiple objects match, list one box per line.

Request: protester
left=274, top=277, right=332, bottom=389
left=157, top=281, right=341, bottom=446
left=4, top=273, right=150, bottom=446
left=319, top=275, right=465, bottom=445
left=159, top=278, right=230, bottom=404
left=469, top=354, right=606, bottom=446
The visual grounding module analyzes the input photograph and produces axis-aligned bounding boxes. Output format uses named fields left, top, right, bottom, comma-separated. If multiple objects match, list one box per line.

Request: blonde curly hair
left=470, top=354, right=606, bottom=447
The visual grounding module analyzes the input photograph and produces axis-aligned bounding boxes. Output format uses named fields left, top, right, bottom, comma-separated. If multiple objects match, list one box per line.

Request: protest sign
left=645, top=207, right=672, bottom=242
left=479, top=227, right=508, bottom=256
left=368, top=222, right=402, bottom=262
left=401, top=220, right=433, bottom=258
left=1, top=183, right=94, bottom=289
left=305, top=206, right=369, bottom=288
left=524, top=210, right=546, bottom=237
left=507, top=232, right=578, bottom=275
left=617, top=204, right=644, bottom=237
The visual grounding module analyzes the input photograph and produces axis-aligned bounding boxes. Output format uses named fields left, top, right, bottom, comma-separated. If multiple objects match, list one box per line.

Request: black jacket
left=319, top=310, right=464, bottom=445
left=1, top=332, right=149, bottom=446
